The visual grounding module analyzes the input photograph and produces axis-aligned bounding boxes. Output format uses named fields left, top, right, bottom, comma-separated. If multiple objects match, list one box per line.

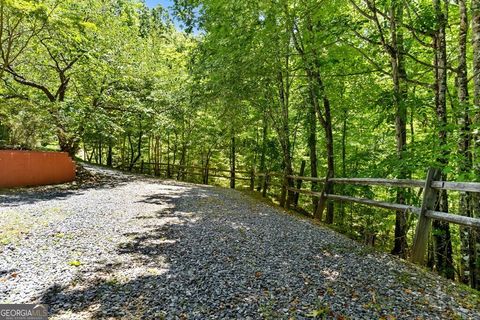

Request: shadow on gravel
left=0, top=178, right=131, bottom=208
left=36, top=187, right=217, bottom=318
left=32, top=184, right=480, bottom=319
left=34, top=185, right=337, bottom=319
left=0, top=190, right=82, bottom=207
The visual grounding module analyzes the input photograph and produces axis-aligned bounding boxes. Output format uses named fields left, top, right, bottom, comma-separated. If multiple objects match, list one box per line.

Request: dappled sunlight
left=2, top=0, right=480, bottom=317
left=33, top=181, right=214, bottom=318
left=228, top=221, right=252, bottom=231
left=1, top=167, right=477, bottom=318
left=320, top=269, right=340, bottom=282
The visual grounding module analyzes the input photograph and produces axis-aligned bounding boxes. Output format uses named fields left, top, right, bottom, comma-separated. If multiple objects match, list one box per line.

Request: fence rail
left=125, top=160, right=255, bottom=190
left=108, top=160, right=480, bottom=266
left=261, top=168, right=480, bottom=265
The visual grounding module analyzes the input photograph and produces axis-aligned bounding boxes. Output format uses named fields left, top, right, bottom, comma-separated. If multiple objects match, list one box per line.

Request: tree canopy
left=2, top=0, right=480, bottom=289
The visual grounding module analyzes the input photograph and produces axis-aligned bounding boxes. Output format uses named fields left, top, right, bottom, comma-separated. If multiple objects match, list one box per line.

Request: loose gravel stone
left=0, top=164, right=479, bottom=319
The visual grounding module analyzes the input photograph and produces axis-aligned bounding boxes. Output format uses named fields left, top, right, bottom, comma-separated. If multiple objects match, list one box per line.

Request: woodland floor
left=0, top=165, right=479, bottom=319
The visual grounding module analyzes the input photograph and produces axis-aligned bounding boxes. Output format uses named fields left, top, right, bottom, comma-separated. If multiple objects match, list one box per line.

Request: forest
left=1, top=0, right=480, bottom=292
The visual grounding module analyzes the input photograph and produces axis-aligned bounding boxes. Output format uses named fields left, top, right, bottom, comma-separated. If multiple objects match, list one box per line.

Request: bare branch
left=5, top=67, right=55, bottom=101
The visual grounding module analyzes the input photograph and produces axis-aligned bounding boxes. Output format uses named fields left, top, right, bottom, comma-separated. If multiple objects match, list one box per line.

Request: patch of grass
left=259, top=293, right=280, bottom=319
left=105, top=277, right=119, bottom=286
left=68, top=260, right=82, bottom=267
left=305, top=306, right=330, bottom=319
left=197, top=197, right=224, bottom=206
left=443, top=281, right=480, bottom=311
left=52, top=232, right=74, bottom=243
left=238, top=227, right=247, bottom=237
left=395, top=271, right=415, bottom=286
left=0, top=211, right=31, bottom=245
left=305, top=299, right=338, bottom=319
left=0, top=208, right=72, bottom=247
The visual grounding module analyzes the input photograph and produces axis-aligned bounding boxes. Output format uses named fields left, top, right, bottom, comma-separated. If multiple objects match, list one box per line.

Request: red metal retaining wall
left=0, top=150, right=76, bottom=188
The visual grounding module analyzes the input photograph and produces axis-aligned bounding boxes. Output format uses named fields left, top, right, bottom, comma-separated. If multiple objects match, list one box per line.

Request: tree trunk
left=339, top=108, right=348, bottom=223
left=107, top=139, right=113, bottom=167
left=390, top=1, right=409, bottom=258
left=257, top=110, right=268, bottom=191
left=121, top=134, right=126, bottom=170
left=457, top=0, right=474, bottom=286
left=308, top=62, right=334, bottom=223
left=154, top=135, right=160, bottom=176
left=471, top=0, right=480, bottom=289
left=98, top=138, right=102, bottom=165
left=294, top=160, right=306, bottom=207
left=230, top=133, right=236, bottom=189
left=291, top=16, right=334, bottom=221
left=432, top=0, right=454, bottom=280
left=308, top=99, right=319, bottom=212
left=167, top=132, right=171, bottom=178
left=57, top=128, right=79, bottom=158
left=128, top=134, right=134, bottom=171
left=172, top=132, right=178, bottom=177
left=274, top=69, right=294, bottom=208
left=322, top=93, right=335, bottom=224
left=128, top=131, right=143, bottom=172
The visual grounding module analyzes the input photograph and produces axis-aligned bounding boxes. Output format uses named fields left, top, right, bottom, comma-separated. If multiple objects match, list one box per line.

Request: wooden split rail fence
left=134, top=161, right=255, bottom=190
left=127, top=161, right=480, bottom=265
left=279, top=168, right=480, bottom=264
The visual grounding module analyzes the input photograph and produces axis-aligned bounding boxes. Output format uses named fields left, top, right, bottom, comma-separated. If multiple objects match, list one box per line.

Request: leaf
left=68, top=260, right=81, bottom=267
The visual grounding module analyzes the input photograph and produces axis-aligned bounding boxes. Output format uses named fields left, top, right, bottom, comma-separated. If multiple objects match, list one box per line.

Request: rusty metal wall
left=0, top=150, right=76, bottom=188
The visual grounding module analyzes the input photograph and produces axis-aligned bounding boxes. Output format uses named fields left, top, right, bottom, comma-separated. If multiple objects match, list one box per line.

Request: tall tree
left=350, top=0, right=410, bottom=257
left=431, top=0, right=454, bottom=280
left=472, top=0, right=480, bottom=289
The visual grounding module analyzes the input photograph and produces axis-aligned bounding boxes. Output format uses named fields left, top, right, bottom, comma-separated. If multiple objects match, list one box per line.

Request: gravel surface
left=1, top=164, right=479, bottom=319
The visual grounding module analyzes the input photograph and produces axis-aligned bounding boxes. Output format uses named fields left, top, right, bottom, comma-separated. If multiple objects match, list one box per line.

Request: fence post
left=140, top=160, right=144, bottom=174
left=411, top=168, right=441, bottom=264
left=262, top=173, right=269, bottom=198
left=249, top=169, right=255, bottom=191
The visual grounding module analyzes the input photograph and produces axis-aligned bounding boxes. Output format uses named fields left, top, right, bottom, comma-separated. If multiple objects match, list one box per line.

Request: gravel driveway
left=1, top=165, right=479, bottom=319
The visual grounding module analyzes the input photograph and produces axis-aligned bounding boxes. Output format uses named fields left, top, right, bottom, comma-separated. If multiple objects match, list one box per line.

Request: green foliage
left=68, top=260, right=82, bottom=267
left=2, top=0, right=480, bottom=290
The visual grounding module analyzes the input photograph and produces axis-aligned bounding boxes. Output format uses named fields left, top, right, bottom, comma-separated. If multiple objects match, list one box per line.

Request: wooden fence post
left=411, top=168, right=441, bottom=264
left=262, top=173, right=269, bottom=198
left=293, top=160, right=306, bottom=207
left=249, top=169, right=255, bottom=191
